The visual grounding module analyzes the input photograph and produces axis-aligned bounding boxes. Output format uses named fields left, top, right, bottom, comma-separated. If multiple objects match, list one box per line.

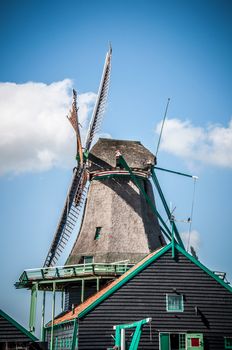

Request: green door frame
left=160, top=332, right=170, bottom=350
left=159, top=332, right=204, bottom=350
left=186, top=333, right=204, bottom=350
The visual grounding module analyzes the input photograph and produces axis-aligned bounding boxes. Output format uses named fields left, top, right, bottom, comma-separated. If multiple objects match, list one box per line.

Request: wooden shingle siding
left=78, top=249, right=232, bottom=350
left=46, top=323, right=74, bottom=347
left=0, top=314, right=32, bottom=342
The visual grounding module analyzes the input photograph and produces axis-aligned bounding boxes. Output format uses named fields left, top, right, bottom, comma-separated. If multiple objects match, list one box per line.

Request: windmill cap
left=88, top=138, right=156, bottom=171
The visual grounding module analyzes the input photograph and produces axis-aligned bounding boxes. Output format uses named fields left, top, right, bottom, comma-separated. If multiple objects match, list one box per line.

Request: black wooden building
left=0, top=309, right=47, bottom=350
left=45, top=242, right=232, bottom=350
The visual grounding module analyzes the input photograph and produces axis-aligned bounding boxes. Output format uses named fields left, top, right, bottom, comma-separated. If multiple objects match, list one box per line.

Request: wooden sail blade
left=85, top=46, right=112, bottom=152
left=43, top=166, right=88, bottom=267
left=67, top=89, right=83, bottom=166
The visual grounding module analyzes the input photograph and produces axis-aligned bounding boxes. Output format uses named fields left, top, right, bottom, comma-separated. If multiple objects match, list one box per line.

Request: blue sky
left=0, top=0, right=232, bottom=335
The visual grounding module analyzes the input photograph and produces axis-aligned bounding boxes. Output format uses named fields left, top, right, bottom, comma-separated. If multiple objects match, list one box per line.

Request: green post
left=41, top=291, right=46, bottom=341
left=115, top=326, right=121, bottom=347
left=61, top=290, right=64, bottom=311
left=151, top=167, right=185, bottom=249
left=96, top=277, right=100, bottom=292
left=71, top=318, right=78, bottom=350
left=118, top=155, right=172, bottom=241
left=29, top=283, right=38, bottom=333
left=113, top=318, right=151, bottom=350
left=50, top=282, right=56, bottom=350
left=81, top=279, right=85, bottom=303
left=129, top=322, right=142, bottom=350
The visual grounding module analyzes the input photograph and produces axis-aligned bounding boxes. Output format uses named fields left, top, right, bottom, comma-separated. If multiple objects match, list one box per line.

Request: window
left=166, top=294, right=184, bottom=312
left=225, top=337, right=232, bottom=349
left=179, top=334, right=186, bottom=349
left=94, top=227, right=102, bottom=240
left=83, top=256, right=93, bottom=264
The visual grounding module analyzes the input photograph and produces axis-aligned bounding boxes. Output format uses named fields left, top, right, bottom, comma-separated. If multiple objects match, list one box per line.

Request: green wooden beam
left=40, top=291, right=46, bottom=341
left=50, top=282, right=56, bottom=350
left=29, top=283, right=38, bottom=333
left=118, top=155, right=172, bottom=240
left=81, top=279, right=85, bottom=303
left=151, top=167, right=185, bottom=249
left=71, top=318, right=78, bottom=350
left=154, top=166, right=194, bottom=178
left=114, top=318, right=152, bottom=350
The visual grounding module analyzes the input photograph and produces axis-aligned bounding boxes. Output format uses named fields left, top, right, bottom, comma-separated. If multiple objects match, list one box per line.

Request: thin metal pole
left=171, top=217, right=175, bottom=259
left=50, top=282, right=56, bottom=350
left=41, top=291, right=46, bottom=341
left=155, top=98, right=170, bottom=157
left=187, top=177, right=197, bottom=251
left=121, top=329, right=126, bottom=350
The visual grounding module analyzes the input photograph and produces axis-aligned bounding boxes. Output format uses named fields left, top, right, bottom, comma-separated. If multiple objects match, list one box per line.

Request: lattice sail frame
left=43, top=47, right=112, bottom=267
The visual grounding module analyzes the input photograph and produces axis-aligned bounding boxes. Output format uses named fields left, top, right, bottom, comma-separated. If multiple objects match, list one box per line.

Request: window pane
left=166, top=294, right=183, bottom=311
left=94, top=227, right=102, bottom=240
left=84, top=256, right=93, bottom=264
left=225, top=337, right=232, bottom=349
left=191, top=338, right=200, bottom=346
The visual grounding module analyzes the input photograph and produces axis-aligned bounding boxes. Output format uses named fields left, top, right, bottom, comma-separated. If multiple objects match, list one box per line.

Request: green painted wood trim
left=79, top=242, right=232, bottom=318
left=29, top=283, right=38, bottom=332
left=176, top=244, right=232, bottom=293
left=92, top=173, right=146, bottom=181
left=118, top=155, right=172, bottom=240
left=45, top=319, right=74, bottom=330
left=38, top=275, right=109, bottom=285
left=154, top=166, right=193, bottom=178
left=47, top=242, right=232, bottom=327
left=224, top=337, right=232, bottom=349
left=79, top=244, right=171, bottom=318
left=71, top=318, right=78, bottom=350
left=166, top=294, right=184, bottom=312
left=0, top=309, right=38, bottom=341
left=114, top=318, right=150, bottom=350
left=151, top=167, right=185, bottom=249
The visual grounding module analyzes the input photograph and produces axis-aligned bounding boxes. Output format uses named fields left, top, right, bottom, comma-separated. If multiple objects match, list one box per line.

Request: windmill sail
left=43, top=47, right=112, bottom=267
left=67, top=89, right=83, bottom=167
left=43, top=166, right=87, bottom=267
left=85, top=46, right=112, bottom=151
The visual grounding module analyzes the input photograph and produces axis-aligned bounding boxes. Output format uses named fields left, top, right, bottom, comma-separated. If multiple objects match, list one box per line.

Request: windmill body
left=64, top=138, right=165, bottom=310
left=67, top=138, right=165, bottom=265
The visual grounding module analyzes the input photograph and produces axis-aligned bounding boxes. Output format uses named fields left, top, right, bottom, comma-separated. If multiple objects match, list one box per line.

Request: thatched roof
left=88, top=138, right=156, bottom=172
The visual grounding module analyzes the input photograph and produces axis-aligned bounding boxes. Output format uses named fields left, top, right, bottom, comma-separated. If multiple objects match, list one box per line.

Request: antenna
left=155, top=98, right=170, bottom=158
left=187, top=176, right=198, bottom=251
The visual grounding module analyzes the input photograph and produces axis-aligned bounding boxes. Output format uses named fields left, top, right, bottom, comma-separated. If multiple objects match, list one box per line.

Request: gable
left=46, top=243, right=232, bottom=327
left=0, top=309, right=38, bottom=342
left=79, top=244, right=232, bottom=318
left=77, top=247, right=232, bottom=349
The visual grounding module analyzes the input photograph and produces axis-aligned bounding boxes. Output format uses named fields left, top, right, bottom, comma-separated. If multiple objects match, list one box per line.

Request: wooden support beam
left=50, top=282, right=56, bottom=350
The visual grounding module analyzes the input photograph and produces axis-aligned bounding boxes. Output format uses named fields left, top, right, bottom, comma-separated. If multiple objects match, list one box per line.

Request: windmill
left=43, top=44, right=187, bottom=278
left=16, top=47, right=188, bottom=335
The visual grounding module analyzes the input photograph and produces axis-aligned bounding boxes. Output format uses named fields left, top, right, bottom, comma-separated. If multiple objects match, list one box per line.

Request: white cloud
left=155, top=118, right=232, bottom=168
left=0, top=80, right=97, bottom=175
left=181, top=229, right=200, bottom=251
